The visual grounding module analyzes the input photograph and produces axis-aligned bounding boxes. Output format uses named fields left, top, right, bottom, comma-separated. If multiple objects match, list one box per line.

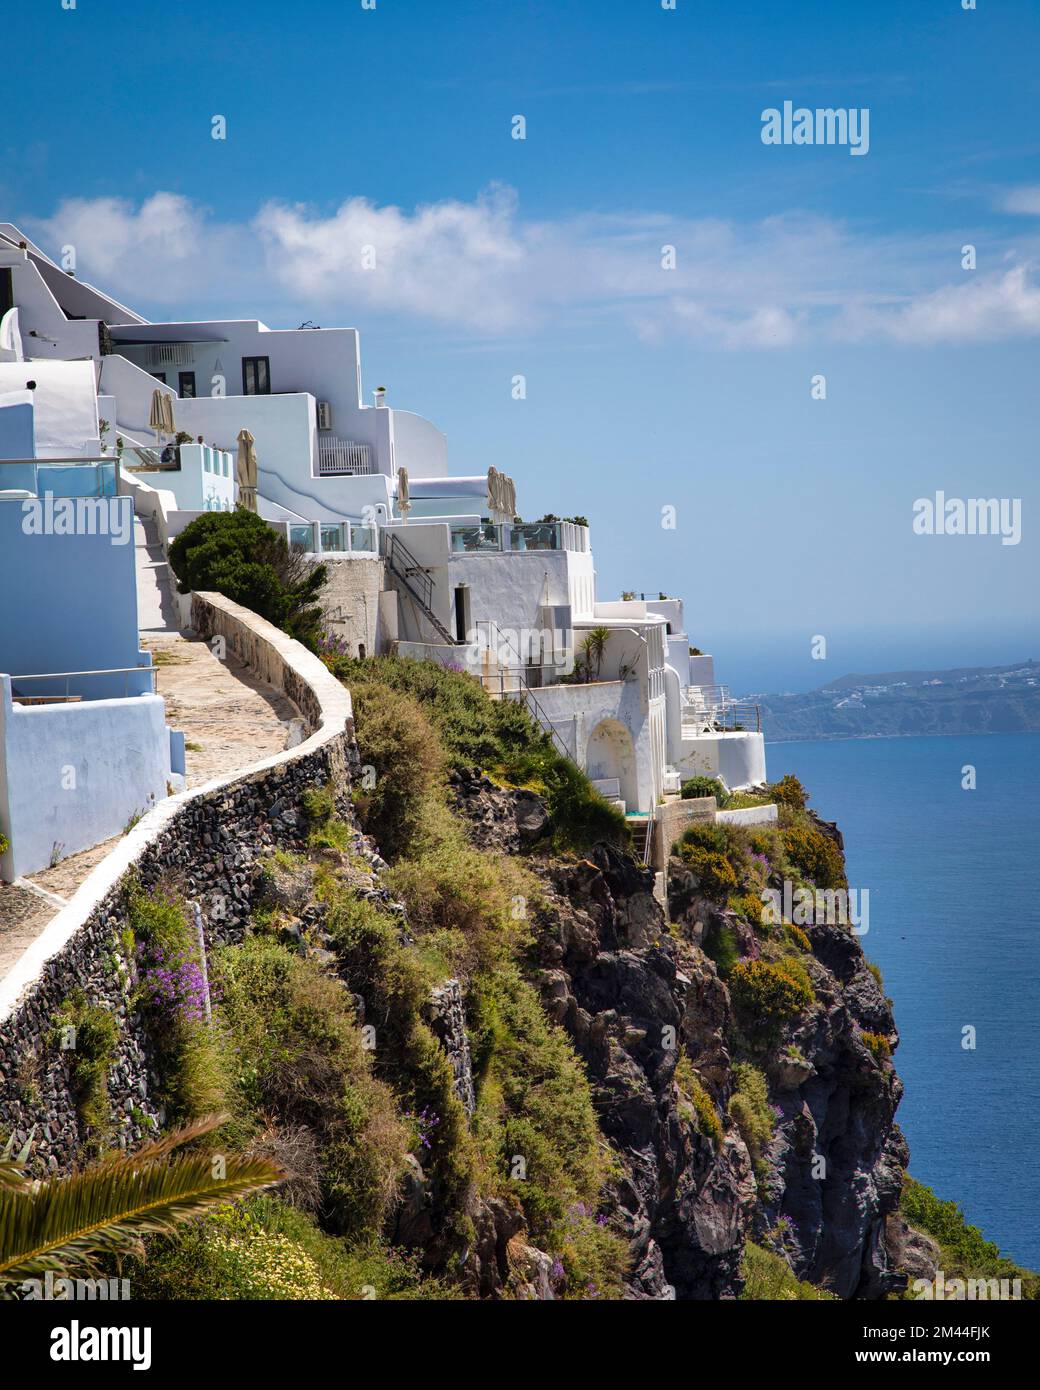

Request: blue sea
left=769, top=733, right=1040, bottom=1272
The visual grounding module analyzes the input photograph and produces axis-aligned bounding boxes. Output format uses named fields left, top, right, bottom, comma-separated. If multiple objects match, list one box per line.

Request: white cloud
left=1000, top=185, right=1040, bottom=215
left=26, top=189, right=1040, bottom=348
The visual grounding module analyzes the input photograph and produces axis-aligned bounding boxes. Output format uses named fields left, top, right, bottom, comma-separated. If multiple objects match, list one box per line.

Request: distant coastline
left=750, top=660, right=1040, bottom=743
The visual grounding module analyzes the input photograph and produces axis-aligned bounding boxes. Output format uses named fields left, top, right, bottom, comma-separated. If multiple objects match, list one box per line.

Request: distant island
left=751, top=661, right=1040, bottom=742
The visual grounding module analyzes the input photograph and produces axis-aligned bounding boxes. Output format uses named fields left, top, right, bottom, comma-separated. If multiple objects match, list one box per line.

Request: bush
left=169, top=510, right=327, bottom=649
left=728, top=1063, right=774, bottom=1175
left=900, top=1177, right=1040, bottom=1297
left=678, top=845, right=738, bottom=899
left=126, top=886, right=226, bottom=1124
left=860, top=1030, right=892, bottom=1061
left=675, top=1052, right=722, bottom=1148
left=350, top=683, right=444, bottom=860
left=740, top=1241, right=836, bottom=1300
left=729, top=958, right=815, bottom=1042
left=470, top=966, right=616, bottom=1245
left=215, top=935, right=410, bottom=1238
left=326, top=655, right=626, bottom=850
left=51, top=991, right=119, bottom=1142
left=680, top=775, right=728, bottom=806
left=780, top=822, right=846, bottom=891
left=768, top=774, right=808, bottom=811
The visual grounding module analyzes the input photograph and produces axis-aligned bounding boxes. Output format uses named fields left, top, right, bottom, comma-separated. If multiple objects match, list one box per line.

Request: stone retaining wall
left=0, top=591, right=356, bottom=1172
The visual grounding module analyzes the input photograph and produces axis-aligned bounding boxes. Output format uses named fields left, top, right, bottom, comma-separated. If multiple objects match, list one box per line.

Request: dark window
left=242, top=356, right=271, bottom=395
left=0, top=268, right=13, bottom=317
left=151, top=371, right=167, bottom=384
left=179, top=371, right=197, bottom=398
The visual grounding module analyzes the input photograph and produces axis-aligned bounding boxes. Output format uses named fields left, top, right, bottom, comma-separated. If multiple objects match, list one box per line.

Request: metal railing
left=682, top=691, right=761, bottom=734
left=384, top=530, right=459, bottom=646
left=316, top=438, right=374, bottom=475
left=9, top=666, right=159, bottom=702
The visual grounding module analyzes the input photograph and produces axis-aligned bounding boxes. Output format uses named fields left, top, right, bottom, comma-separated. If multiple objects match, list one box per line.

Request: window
left=179, top=371, right=196, bottom=398
left=1, top=268, right=15, bottom=316
left=151, top=371, right=167, bottom=384
left=242, top=356, right=271, bottom=395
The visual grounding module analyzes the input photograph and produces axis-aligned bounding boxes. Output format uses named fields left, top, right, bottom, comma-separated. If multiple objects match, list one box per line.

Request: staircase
left=383, top=530, right=460, bottom=647
left=627, top=816, right=652, bottom=865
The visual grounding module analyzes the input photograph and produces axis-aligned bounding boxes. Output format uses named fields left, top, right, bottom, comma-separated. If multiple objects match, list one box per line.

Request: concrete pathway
left=135, top=515, right=180, bottom=634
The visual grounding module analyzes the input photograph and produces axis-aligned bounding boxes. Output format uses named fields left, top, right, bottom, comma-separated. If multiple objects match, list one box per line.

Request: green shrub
left=740, top=1241, right=836, bottom=1299
left=780, top=822, right=846, bottom=891
left=215, top=935, right=410, bottom=1238
left=51, top=991, right=119, bottom=1142
left=728, top=1063, right=774, bottom=1175
left=860, top=1030, right=892, bottom=1060
left=677, top=844, right=738, bottom=899
left=350, top=683, right=445, bottom=860
left=169, top=509, right=327, bottom=650
left=703, top=920, right=740, bottom=978
left=900, top=1177, right=1040, bottom=1297
left=675, top=1052, right=723, bottom=1148
left=680, top=775, right=728, bottom=806
left=470, top=965, right=610, bottom=1236
left=300, top=785, right=352, bottom=850
left=326, top=655, right=625, bottom=850
left=729, top=958, right=815, bottom=1042
left=126, top=886, right=227, bottom=1124
left=767, top=774, right=808, bottom=811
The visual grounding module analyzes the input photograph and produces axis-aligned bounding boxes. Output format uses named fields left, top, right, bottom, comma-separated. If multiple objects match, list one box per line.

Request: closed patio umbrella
left=397, top=465, right=410, bottom=522
left=236, top=428, right=258, bottom=512
left=149, top=387, right=175, bottom=445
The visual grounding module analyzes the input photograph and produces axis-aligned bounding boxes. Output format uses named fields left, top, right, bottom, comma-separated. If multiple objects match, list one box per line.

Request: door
left=178, top=371, right=196, bottom=398
left=242, top=356, right=271, bottom=395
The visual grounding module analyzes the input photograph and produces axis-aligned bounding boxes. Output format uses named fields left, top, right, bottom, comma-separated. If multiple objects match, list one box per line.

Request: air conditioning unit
left=316, top=400, right=333, bottom=430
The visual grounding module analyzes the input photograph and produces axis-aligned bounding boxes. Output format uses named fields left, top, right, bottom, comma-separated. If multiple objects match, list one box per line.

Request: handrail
left=9, top=666, right=158, bottom=699
left=384, top=531, right=460, bottom=646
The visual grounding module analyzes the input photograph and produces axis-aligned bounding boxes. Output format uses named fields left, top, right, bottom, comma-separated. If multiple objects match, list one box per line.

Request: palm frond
left=0, top=1115, right=283, bottom=1282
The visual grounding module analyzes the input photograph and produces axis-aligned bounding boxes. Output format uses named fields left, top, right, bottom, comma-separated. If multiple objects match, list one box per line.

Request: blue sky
left=5, top=0, right=1039, bottom=690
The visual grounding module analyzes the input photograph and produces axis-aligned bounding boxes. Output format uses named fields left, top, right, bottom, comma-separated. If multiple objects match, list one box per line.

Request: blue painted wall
left=0, top=496, right=149, bottom=696
left=0, top=398, right=35, bottom=491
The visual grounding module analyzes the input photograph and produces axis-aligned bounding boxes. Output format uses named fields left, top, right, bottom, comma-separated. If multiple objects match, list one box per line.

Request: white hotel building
left=0, top=221, right=766, bottom=869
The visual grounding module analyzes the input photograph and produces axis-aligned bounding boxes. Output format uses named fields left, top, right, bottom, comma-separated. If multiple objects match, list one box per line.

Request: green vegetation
left=740, top=1241, right=836, bottom=1300
left=900, top=1177, right=1040, bottom=1298
left=125, top=884, right=226, bottom=1126
left=675, top=1052, right=723, bottom=1148
left=780, top=821, right=846, bottom=891
left=729, top=958, right=815, bottom=1044
left=0, top=1115, right=281, bottom=1288
left=766, top=774, right=809, bottom=811
left=860, top=1030, right=892, bottom=1061
left=169, top=510, right=328, bottom=650
left=728, top=1063, right=775, bottom=1176
left=50, top=992, right=119, bottom=1142
left=680, top=775, right=727, bottom=805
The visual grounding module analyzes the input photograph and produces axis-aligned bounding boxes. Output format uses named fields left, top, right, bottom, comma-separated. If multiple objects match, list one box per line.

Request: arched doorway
left=586, top=718, right=639, bottom=812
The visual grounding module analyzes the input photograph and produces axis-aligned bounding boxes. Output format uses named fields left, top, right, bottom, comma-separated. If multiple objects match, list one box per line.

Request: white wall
left=0, top=360, right=100, bottom=457
left=677, top=730, right=767, bottom=790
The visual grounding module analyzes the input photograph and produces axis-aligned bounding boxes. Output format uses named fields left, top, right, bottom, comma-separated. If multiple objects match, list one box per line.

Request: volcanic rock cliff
left=447, top=769, right=909, bottom=1299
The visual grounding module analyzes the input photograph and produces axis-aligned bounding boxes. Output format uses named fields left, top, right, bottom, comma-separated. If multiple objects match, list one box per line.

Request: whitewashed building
left=0, top=221, right=767, bottom=843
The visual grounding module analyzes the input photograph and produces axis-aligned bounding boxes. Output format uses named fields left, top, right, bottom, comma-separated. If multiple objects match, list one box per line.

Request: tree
left=169, top=511, right=328, bottom=650
left=0, top=1115, right=282, bottom=1285
left=580, top=626, right=611, bottom=681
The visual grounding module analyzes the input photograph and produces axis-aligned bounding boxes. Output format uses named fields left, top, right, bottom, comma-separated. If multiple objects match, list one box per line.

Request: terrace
left=449, top=520, right=590, bottom=553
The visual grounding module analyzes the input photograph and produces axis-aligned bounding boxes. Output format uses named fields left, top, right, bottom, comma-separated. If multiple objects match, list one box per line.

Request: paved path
left=135, top=515, right=180, bottom=634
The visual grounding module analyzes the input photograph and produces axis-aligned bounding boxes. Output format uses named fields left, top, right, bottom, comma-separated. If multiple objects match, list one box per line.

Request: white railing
left=316, top=438, right=374, bottom=476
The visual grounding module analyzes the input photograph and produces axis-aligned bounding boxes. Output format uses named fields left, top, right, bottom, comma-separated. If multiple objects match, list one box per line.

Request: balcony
left=449, top=520, right=590, bottom=554
left=284, top=520, right=378, bottom=555
left=316, top=438, right=374, bottom=476
left=0, top=457, right=118, bottom=499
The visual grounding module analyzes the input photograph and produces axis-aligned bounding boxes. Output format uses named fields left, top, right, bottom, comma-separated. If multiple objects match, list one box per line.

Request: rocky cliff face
left=450, top=769, right=909, bottom=1300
